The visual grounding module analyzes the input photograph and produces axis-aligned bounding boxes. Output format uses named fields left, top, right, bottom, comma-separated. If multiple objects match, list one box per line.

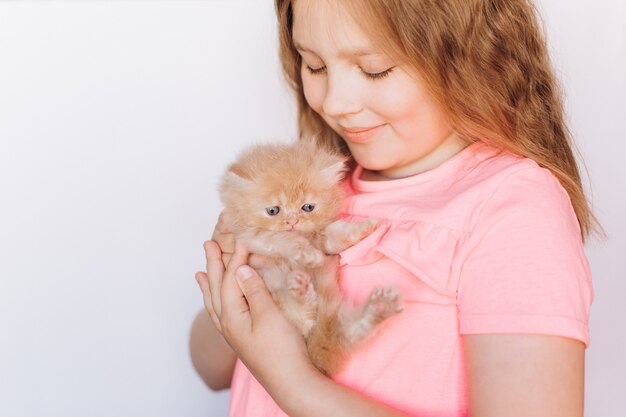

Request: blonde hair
left=275, top=0, right=598, bottom=240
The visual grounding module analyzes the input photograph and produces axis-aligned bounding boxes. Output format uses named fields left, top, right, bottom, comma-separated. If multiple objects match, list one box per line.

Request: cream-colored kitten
left=219, top=140, right=402, bottom=375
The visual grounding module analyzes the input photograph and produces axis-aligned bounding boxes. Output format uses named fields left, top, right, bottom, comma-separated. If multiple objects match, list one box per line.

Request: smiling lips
left=341, top=124, right=385, bottom=143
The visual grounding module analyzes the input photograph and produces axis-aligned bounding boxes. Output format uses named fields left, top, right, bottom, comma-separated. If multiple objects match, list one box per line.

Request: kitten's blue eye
left=301, top=204, right=315, bottom=213
left=266, top=206, right=280, bottom=216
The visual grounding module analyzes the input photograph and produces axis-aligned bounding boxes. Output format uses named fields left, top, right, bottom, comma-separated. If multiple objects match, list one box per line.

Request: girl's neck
left=361, top=132, right=469, bottom=181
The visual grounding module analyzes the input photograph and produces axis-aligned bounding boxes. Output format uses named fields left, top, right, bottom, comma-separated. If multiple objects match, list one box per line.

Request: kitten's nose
left=285, top=218, right=299, bottom=226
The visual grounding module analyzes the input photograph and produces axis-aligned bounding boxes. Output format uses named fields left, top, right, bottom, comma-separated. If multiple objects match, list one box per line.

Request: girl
left=191, top=0, right=594, bottom=416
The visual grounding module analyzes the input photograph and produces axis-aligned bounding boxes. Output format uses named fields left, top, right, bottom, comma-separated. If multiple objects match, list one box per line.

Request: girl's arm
left=464, top=334, right=585, bottom=417
left=189, top=308, right=237, bottom=391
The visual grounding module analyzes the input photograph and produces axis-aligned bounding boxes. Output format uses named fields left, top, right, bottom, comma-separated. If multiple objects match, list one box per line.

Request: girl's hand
left=195, top=239, right=410, bottom=417
left=195, top=240, right=315, bottom=389
left=210, top=212, right=235, bottom=269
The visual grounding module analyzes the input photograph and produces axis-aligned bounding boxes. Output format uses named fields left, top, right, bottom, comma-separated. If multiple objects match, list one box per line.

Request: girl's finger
left=234, top=265, right=276, bottom=319
left=224, top=240, right=250, bottom=276
left=214, top=211, right=233, bottom=234
left=221, top=241, right=254, bottom=320
left=221, top=253, right=233, bottom=268
left=194, top=271, right=222, bottom=332
left=249, top=253, right=277, bottom=269
left=204, top=240, right=225, bottom=318
left=213, top=230, right=235, bottom=259
left=212, top=212, right=235, bottom=259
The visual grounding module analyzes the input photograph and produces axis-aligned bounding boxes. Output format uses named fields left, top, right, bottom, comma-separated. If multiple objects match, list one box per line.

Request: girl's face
left=292, top=0, right=466, bottom=180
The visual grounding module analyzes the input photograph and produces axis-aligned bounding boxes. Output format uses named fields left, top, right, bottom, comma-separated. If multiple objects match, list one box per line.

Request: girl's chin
left=350, top=152, right=391, bottom=172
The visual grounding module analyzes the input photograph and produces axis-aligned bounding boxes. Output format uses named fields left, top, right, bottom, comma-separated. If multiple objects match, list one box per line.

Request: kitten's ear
left=221, top=170, right=252, bottom=189
left=320, top=160, right=347, bottom=185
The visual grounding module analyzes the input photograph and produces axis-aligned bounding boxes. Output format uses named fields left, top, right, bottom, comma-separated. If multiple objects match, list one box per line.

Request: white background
left=0, top=1, right=623, bottom=416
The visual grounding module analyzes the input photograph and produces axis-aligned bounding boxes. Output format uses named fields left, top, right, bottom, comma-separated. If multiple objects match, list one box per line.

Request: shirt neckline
left=351, top=141, right=485, bottom=192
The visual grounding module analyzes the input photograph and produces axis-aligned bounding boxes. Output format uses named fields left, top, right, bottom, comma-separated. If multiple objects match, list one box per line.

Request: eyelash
left=306, top=65, right=394, bottom=80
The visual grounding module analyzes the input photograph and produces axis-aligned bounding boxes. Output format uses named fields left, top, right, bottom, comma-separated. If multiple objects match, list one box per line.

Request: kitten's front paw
left=366, top=285, right=403, bottom=320
left=351, top=217, right=378, bottom=242
left=294, top=248, right=325, bottom=268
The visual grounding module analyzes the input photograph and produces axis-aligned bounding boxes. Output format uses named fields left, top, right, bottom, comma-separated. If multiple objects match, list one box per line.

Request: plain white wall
left=0, top=1, right=623, bottom=417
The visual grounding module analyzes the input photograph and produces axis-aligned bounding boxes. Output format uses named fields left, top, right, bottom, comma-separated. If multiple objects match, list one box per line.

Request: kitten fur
left=219, top=140, right=402, bottom=375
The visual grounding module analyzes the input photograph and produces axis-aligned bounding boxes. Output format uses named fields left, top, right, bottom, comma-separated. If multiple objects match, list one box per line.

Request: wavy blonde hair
left=275, top=0, right=597, bottom=240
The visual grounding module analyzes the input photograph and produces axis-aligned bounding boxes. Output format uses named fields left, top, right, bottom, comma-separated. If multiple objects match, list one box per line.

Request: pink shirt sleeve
left=457, top=166, right=593, bottom=346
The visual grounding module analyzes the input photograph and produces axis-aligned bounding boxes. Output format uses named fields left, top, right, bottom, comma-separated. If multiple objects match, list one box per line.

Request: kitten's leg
left=322, top=218, right=378, bottom=254
left=305, top=303, right=344, bottom=375
left=305, top=285, right=402, bottom=375
left=240, top=230, right=324, bottom=267
left=286, top=270, right=318, bottom=336
left=342, top=285, right=403, bottom=345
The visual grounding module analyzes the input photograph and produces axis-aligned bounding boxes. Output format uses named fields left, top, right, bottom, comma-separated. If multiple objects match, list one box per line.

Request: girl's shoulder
left=458, top=141, right=561, bottom=194
left=463, top=142, right=576, bottom=229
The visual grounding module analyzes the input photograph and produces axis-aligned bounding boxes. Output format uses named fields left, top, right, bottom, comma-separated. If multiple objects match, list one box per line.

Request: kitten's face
left=251, top=184, right=337, bottom=233
left=220, top=141, right=346, bottom=233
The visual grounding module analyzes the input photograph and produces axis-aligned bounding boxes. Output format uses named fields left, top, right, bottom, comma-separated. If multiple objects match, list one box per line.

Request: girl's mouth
left=341, top=124, right=385, bottom=143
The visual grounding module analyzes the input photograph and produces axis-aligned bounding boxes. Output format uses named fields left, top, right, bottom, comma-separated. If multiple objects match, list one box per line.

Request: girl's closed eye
left=306, top=64, right=327, bottom=75
left=305, top=64, right=395, bottom=80
left=362, top=67, right=394, bottom=80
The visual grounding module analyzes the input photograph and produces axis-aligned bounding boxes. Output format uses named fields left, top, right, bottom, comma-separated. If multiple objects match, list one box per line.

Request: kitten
left=219, top=140, right=402, bottom=375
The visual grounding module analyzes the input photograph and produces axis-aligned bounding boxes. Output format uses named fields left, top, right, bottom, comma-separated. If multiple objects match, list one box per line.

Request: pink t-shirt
left=228, top=142, right=593, bottom=417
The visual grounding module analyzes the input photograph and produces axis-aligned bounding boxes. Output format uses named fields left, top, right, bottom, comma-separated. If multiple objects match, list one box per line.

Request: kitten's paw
left=288, top=271, right=314, bottom=298
left=356, top=217, right=379, bottom=240
left=366, top=285, right=403, bottom=320
left=346, top=217, right=379, bottom=245
left=294, top=248, right=325, bottom=268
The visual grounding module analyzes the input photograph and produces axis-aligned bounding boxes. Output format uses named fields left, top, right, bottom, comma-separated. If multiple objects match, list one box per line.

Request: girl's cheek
left=370, top=79, right=422, bottom=120
left=302, top=76, right=326, bottom=114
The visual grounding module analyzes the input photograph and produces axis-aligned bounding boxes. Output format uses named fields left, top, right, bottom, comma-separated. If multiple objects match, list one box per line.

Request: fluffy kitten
left=219, top=140, right=402, bottom=375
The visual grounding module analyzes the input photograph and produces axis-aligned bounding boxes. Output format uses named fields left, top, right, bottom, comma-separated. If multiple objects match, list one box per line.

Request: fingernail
left=236, top=265, right=253, bottom=282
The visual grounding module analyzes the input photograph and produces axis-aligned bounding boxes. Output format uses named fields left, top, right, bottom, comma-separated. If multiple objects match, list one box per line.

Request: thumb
left=235, top=265, right=275, bottom=317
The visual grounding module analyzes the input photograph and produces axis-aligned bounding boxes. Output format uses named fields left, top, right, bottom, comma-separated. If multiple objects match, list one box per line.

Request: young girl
left=190, top=0, right=594, bottom=416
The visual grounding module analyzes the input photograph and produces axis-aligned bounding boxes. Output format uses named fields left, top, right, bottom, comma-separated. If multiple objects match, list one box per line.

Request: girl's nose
left=322, top=72, right=362, bottom=117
